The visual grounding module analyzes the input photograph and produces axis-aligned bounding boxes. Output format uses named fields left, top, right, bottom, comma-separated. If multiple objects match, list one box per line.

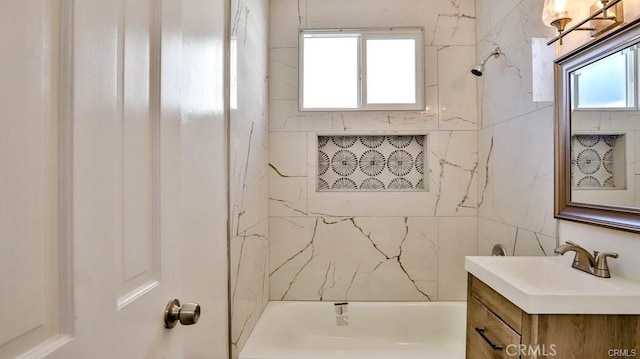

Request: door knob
left=164, top=298, right=201, bottom=329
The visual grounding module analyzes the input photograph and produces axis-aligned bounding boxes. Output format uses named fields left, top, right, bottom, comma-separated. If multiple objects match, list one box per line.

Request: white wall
left=269, top=0, right=478, bottom=301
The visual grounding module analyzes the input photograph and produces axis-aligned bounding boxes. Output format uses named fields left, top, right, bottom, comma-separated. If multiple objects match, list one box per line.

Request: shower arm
left=479, top=47, right=501, bottom=66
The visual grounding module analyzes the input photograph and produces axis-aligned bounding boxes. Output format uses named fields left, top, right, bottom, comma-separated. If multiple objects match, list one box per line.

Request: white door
left=0, top=0, right=228, bottom=358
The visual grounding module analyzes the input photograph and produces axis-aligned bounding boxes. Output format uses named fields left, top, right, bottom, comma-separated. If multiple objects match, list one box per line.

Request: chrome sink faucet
left=554, top=241, right=619, bottom=278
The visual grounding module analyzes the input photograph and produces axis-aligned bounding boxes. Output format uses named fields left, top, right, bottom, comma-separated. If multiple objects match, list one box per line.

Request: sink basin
left=465, top=256, right=640, bottom=314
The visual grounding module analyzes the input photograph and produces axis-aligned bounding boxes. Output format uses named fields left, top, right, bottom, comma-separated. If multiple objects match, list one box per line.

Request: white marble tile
left=338, top=112, right=439, bottom=132
left=478, top=217, right=555, bottom=257
left=268, top=132, right=308, bottom=216
left=531, top=37, right=555, bottom=103
left=512, top=227, right=556, bottom=256
left=269, top=99, right=441, bottom=132
left=270, top=216, right=438, bottom=301
left=429, top=131, right=478, bottom=216
left=489, top=107, right=556, bottom=238
left=425, top=46, right=439, bottom=123
left=269, top=48, right=298, bottom=101
left=477, top=217, right=516, bottom=256
left=269, top=174, right=307, bottom=217
left=478, top=0, right=553, bottom=128
left=230, top=220, right=269, bottom=355
left=269, top=0, right=306, bottom=48
left=438, top=46, right=478, bottom=130
left=269, top=132, right=307, bottom=176
left=438, top=216, right=477, bottom=300
left=269, top=99, right=333, bottom=132
left=475, top=0, right=492, bottom=42
left=230, top=120, right=269, bottom=236
left=230, top=0, right=269, bottom=238
left=571, top=111, right=640, bottom=132
left=306, top=184, right=435, bottom=217
left=231, top=0, right=269, bottom=357
left=477, top=127, right=494, bottom=218
left=486, top=0, right=523, bottom=39
left=429, top=4, right=476, bottom=46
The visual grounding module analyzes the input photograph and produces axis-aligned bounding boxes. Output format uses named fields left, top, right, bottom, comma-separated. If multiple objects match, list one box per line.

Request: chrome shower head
left=471, top=46, right=501, bottom=77
left=471, top=64, right=484, bottom=76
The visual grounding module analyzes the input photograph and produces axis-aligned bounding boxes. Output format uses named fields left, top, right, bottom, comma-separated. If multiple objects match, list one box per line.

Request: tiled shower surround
left=229, top=0, right=269, bottom=357
left=269, top=0, right=479, bottom=303
left=318, top=135, right=426, bottom=191
left=476, top=0, right=558, bottom=258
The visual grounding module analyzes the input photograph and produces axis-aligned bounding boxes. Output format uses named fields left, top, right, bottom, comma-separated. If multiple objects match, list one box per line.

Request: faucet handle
left=594, top=252, right=619, bottom=278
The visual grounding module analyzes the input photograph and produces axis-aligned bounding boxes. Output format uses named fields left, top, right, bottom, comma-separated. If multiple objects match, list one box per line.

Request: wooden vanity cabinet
left=466, top=274, right=640, bottom=359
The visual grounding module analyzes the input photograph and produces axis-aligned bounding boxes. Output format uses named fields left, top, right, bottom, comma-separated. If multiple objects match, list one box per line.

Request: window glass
left=302, top=35, right=359, bottom=109
left=300, top=28, right=424, bottom=111
left=573, top=50, right=634, bottom=109
left=366, top=38, right=416, bottom=104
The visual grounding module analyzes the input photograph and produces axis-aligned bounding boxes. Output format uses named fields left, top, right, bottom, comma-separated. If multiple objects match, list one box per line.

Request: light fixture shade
left=541, top=0, right=579, bottom=28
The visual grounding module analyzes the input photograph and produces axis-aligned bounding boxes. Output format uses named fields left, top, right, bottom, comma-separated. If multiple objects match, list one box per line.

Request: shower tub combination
left=239, top=301, right=467, bottom=359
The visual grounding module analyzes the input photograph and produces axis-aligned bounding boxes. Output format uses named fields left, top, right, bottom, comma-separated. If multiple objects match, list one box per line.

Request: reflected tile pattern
left=571, top=134, right=623, bottom=189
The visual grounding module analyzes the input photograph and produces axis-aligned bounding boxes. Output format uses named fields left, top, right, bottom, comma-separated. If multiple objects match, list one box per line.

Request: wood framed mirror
left=556, top=18, right=640, bottom=233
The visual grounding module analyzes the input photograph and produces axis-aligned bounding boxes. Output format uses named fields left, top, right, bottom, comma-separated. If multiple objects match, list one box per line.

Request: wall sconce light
left=542, top=0, right=624, bottom=45
left=589, top=0, right=624, bottom=37
left=541, top=0, right=577, bottom=44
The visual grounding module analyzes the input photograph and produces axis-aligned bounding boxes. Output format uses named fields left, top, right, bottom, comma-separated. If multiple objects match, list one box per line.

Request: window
left=300, top=28, right=424, bottom=111
left=571, top=46, right=636, bottom=110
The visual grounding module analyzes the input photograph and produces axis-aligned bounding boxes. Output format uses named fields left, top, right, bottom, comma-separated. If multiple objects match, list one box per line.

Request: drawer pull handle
left=475, top=327, right=503, bottom=350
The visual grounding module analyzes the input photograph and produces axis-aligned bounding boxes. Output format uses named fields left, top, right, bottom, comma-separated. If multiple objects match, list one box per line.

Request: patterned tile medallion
left=318, top=135, right=426, bottom=191
left=571, top=134, right=624, bottom=189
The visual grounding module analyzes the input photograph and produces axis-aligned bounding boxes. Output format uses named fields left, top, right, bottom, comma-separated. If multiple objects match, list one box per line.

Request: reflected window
left=300, top=28, right=424, bottom=111
left=571, top=47, right=636, bottom=110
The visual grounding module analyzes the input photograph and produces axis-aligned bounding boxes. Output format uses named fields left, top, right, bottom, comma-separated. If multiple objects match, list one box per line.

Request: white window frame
left=299, top=27, right=425, bottom=112
left=571, top=45, right=638, bottom=111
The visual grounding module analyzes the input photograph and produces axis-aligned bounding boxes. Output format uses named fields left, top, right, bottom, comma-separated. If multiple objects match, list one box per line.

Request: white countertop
left=465, top=256, right=640, bottom=314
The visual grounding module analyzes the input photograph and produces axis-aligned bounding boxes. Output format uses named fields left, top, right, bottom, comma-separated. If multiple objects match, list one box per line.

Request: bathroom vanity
left=465, top=256, right=640, bottom=358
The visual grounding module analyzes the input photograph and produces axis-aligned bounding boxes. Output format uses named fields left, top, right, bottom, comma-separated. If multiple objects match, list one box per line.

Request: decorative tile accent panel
left=318, top=135, right=426, bottom=192
left=571, top=134, right=625, bottom=189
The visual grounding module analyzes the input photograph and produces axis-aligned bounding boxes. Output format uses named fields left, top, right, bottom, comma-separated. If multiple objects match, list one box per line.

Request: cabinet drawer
left=467, top=297, right=521, bottom=359
left=469, top=275, right=522, bottom=333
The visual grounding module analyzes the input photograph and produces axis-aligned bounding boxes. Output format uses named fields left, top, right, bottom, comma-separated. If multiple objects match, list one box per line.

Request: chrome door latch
left=164, top=298, right=201, bottom=329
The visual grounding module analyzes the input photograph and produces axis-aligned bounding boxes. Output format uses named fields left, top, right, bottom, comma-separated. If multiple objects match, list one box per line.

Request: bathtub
left=239, top=301, right=467, bottom=359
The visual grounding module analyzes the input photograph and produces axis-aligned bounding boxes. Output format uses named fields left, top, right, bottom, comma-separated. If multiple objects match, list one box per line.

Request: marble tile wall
left=229, top=0, right=269, bottom=357
left=269, top=0, right=478, bottom=302
left=475, top=0, right=558, bottom=257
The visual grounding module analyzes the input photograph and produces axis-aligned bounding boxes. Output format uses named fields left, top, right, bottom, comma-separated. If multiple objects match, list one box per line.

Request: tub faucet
left=554, top=241, right=618, bottom=278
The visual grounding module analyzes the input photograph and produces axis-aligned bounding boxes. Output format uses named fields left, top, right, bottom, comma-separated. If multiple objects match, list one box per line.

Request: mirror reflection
left=569, top=43, right=640, bottom=208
